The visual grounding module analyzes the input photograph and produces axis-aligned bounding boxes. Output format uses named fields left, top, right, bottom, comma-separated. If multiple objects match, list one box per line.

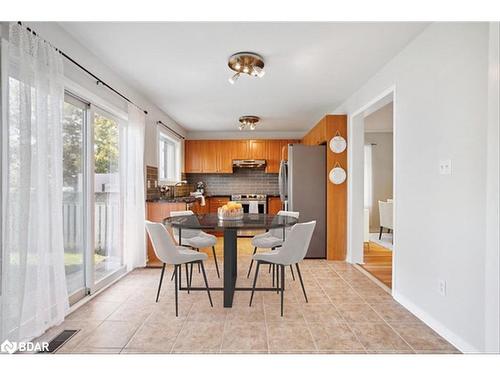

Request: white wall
left=484, top=22, right=500, bottom=353
left=336, top=23, right=496, bottom=352
left=18, top=22, right=186, bottom=170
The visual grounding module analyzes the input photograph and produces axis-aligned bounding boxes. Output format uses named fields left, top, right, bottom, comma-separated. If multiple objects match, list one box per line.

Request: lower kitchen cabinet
left=268, top=196, right=283, bottom=215
left=191, top=200, right=209, bottom=215
left=207, top=196, right=230, bottom=236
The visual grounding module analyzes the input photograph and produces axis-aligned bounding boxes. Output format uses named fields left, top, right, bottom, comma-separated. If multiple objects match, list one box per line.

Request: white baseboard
left=393, top=290, right=480, bottom=353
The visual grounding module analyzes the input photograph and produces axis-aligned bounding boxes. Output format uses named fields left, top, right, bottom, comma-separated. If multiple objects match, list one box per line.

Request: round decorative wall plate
left=329, top=167, right=347, bottom=184
left=329, top=135, right=347, bottom=154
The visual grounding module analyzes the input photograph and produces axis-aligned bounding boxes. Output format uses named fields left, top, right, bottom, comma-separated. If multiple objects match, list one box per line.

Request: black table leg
left=223, top=228, right=238, bottom=307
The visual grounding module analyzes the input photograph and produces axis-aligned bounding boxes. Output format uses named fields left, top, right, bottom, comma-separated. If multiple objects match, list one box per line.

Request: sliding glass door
left=92, top=109, right=123, bottom=284
left=62, top=93, right=125, bottom=303
left=62, top=94, right=87, bottom=300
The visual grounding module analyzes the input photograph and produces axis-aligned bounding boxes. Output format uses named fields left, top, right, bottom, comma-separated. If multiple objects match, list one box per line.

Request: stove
left=231, top=194, right=267, bottom=237
left=231, top=194, right=267, bottom=201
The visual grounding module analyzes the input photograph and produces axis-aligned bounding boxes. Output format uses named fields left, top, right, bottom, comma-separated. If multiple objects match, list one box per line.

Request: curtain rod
left=157, top=120, right=185, bottom=140
left=17, top=21, right=148, bottom=116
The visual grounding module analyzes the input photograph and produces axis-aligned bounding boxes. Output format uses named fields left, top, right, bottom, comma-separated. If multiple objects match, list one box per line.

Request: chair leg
left=196, top=248, right=201, bottom=272
left=276, top=264, right=280, bottom=294
left=179, top=262, right=182, bottom=289
left=249, top=261, right=261, bottom=306
left=379, top=226, right=383, bottom=240
left=295, top=263, right=308, bottom=303
left=185, top=263, right=190, bottom=294
left=170, top=267, right=175, bottom=281
left=272, top=263, right=275, bottom=287
left=268, top=247, right=276, bottom=273
left=189, top=263, right=193, bottom=287
left=156, top=263, right=166, bottom=303
left=174, top=265, right=179, bottom=317
left=212, top=246, right=220, bottom=278
left=289, top=265, right=295, bottom=280
left=280, top=265, right=285, bottom=317
left=199, top=261, right=213, bottom=307
left=246, top=247, right=258, bottom=278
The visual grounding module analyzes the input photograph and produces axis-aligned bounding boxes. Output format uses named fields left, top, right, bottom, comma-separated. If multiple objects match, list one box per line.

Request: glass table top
left=163, top=213, right=298, bottom=230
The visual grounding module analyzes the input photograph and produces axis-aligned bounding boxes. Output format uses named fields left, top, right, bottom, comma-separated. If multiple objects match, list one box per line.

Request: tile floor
left=37, top=239, right=460, bottom=354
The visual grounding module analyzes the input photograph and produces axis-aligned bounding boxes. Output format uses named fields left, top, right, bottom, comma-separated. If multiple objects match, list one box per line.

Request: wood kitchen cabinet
left=216, top=140, right=233, bottom=173
left=230, top=140, right=250, bottom=160
left=268, top=196, right=282, bottom=215
left=184, top=139, right=299, bottom=174
left=248, top=140, right=267, bottom=159
left=207, top=196, right=230, bottom=236
left=201, top=140, right=218, bottom=173
left=146, top=201, right=187, bottom=267
left=184, top=140, right=203, bottom=173
left=208, top=196, right=230, bottom=213
left=191, top=200, right=209, bottom=215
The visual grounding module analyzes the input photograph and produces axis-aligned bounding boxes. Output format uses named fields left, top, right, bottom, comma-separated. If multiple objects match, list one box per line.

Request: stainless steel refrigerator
left=281, top=144, right=326, bottom=258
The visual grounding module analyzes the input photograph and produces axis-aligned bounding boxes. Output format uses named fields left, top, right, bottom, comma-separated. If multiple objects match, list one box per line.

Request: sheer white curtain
left=122, top=103, right=146, bottom=270
left=1, top=23, right=68, bottom=343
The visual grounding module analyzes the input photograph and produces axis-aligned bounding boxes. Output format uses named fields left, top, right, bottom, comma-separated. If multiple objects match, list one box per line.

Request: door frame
left=346, top=85, right=396, bottom=291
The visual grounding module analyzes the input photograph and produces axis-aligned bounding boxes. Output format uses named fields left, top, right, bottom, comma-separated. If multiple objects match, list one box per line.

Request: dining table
left=164, top=213, right=299, bottom=307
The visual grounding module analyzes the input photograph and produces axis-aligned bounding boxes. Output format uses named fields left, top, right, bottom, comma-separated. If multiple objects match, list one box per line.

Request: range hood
left=232, top=159, right=266, bottom=168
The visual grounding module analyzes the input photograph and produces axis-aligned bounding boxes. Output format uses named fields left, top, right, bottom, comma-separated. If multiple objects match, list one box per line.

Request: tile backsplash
left=146, top=166, right=159, bottom=200
left=186, top=168, right=279, bottom=196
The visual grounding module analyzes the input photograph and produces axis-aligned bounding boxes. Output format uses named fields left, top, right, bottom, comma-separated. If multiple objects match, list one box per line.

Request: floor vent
left=39, top=329, right=79, bottom=354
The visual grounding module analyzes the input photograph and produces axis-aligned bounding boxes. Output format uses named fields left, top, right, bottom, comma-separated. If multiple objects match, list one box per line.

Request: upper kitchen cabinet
left=201, top=140, right=218, bottom=173
left=266, top=140, right=282, bottom=173
left=248, top=140, right=267, bottom=159
left=184, top=140, right=203, bottom=173
left=184, top=139, right=299, bottom=174
left=217, top=140, right=233, bottom=173
left=230, top=140, right=250, bottom=160
left=185, top=140, right=233, bottom=173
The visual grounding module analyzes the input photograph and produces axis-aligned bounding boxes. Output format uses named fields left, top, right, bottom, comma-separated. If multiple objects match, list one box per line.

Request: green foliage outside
left=63, top=104, right=119, bottom=188
left=94, top=113, right=119, bottom=174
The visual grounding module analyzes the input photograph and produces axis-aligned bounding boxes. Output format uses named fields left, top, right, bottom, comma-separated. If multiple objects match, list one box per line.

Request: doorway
left=360, top=102, right=393, bottom=288
left=347, top=88, right=395, bottom=291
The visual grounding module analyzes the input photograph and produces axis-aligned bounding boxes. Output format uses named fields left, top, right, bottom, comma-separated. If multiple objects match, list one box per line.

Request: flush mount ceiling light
left=228, top=52, right=265, bottom=84
left=238, top=115, right=260, bottom=131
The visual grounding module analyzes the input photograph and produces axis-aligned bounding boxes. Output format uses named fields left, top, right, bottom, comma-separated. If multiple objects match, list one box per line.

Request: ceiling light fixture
left=228, top=52, right=265, bottom=84
left=238, top=115, right=260, bottom=131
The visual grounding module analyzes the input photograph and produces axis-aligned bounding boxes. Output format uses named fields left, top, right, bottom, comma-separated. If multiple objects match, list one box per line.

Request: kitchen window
left=159, top=131, right=181, bottom=183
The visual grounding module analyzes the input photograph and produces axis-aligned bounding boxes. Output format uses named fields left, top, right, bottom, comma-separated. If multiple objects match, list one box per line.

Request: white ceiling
left=59, top=22, right=427, bottom=132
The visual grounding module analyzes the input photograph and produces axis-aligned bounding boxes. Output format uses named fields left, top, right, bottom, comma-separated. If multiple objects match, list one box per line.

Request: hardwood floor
left=359, top=241, right=393, bottom=289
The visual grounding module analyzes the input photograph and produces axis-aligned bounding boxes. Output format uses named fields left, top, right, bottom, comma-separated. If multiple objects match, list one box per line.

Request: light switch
left=439, top=159, right=452, bottom=175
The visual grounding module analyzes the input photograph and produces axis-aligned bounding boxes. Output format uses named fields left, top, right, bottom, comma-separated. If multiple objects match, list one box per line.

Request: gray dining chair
left=249, top=221, right=316, bottom=316
left=247, top=210, right=300, bottom=284
left=170, top=210, right=220, bottom=278
left=145, top=221, right=212, bottom=317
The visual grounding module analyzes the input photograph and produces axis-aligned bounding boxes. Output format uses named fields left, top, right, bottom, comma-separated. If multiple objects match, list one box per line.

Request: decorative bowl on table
left=217, top=202, right=244, bottom=221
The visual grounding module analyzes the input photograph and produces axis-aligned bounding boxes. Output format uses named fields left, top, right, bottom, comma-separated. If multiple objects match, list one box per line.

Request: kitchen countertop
left=146, top=196, right=197, bottom=203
